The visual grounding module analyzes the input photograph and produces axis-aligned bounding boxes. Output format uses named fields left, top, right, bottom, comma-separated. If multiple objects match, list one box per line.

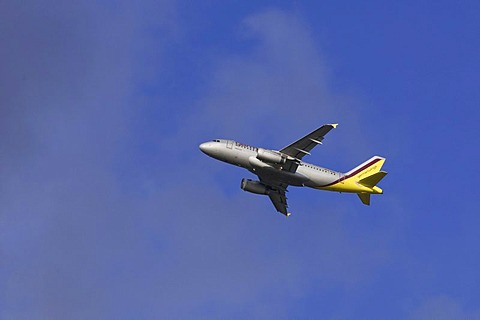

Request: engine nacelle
left=241, top=178, right=270, bottom=195
left=256, top=148, right=286, bottom=164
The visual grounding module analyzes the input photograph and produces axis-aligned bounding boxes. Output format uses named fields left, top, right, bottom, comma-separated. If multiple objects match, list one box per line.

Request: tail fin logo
left=357, top=164, right=380, bottom=180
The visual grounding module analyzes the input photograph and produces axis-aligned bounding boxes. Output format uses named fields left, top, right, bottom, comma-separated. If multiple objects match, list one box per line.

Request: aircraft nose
left=199, top=142, right=212, bottom=154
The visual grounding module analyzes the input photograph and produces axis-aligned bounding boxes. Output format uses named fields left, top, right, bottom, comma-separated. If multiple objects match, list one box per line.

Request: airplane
left=199, top=124, right=387, bottom=216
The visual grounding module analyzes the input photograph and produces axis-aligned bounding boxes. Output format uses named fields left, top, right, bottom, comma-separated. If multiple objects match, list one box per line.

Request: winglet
left=330, top=123, right=338, bottom=128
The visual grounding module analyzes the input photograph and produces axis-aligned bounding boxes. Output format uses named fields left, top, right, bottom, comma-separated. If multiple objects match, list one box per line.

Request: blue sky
left=1, top=1, right=479, bottom=319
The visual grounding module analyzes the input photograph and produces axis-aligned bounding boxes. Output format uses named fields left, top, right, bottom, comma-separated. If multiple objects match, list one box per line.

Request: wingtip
left=330, top=123, right=338, bottom=128
left=286, top=212, right=291, bottom=217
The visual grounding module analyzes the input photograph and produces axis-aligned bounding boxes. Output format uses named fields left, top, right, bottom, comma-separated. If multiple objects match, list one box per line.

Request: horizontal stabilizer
left=358, top=171, right=388, bottom=188
left=357, top=193, right=370, bottom=205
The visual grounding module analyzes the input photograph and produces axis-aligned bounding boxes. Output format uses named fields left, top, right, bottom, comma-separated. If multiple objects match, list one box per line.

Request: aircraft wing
left=279, top=124, right=337, bottom=160
left=259, top=177, right=290, bottom=216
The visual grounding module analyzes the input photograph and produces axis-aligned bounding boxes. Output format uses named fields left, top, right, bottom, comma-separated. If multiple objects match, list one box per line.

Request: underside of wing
left=259, top=177, right=290, bottom=216
left=280, top=124, right=337, bottom=160
left=268, top=190, right=290, bottom=216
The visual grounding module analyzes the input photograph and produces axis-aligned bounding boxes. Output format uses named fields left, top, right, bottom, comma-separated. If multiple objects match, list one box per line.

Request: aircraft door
left=226, top=140, right=233, bottom=149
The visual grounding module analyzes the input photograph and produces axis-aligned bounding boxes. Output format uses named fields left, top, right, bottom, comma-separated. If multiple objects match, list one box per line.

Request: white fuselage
left=199, top=139, right=343, bottom=188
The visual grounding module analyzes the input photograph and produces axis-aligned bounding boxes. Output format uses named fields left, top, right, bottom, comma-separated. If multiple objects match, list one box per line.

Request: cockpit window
left=212, top=139, right=220, bottom=142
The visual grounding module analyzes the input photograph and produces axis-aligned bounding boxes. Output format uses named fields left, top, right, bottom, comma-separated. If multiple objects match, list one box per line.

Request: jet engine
left=256, top=148, right=286, bottom=164
left=241, top=178, right=270, bottom=195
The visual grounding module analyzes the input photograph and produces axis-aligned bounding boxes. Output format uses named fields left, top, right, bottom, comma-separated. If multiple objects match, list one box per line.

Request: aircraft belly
left=297, top=167, right=339, bottom=188
left=256, top=168, right=308, bottom=186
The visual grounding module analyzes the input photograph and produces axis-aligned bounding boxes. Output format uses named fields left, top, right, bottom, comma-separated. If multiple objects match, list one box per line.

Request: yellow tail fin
left=345, top=156, right=386, bottom=180
left=319, top=156, right=387, bottom=203
left=345, top=156, right=387, bottom=205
